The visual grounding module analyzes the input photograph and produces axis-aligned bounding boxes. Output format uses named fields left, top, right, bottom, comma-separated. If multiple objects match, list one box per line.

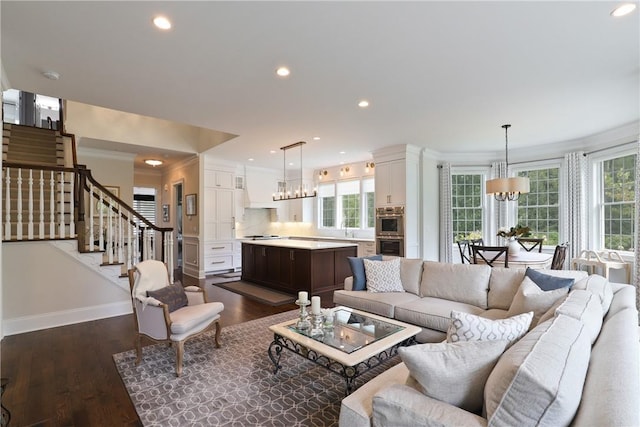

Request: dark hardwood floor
left=0, top=275, right=301, bottom=427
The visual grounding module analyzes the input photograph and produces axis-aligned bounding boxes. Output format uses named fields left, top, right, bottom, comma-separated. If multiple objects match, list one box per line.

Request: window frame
left=316, top=176, right=375, bottom=231
left=450, top=166, right=489, bottom=243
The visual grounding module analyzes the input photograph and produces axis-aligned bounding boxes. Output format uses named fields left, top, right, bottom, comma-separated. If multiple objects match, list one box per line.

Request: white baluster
left=27, top=169, right=33, bottom=239
left=165, top=231, right=174, bottom=284
left=69, top=172, right=75, bottom=237
left=117, top=206, right=123, bottom=263
left=98, top=191, right=104, bottom=251
left=38, top=170, right=45, bottom=239
left=134, top=223, right=140, bottom=264
left=4, top=168, right=11, bottom=240
left=16, top=168, right=23, bottom=240
left=58, top=171, right=64, bottom=238
left=89, top=184, right=95, bottom=251
left=127, top=215, right=132, bottom=271
left=49, top=171, right=55, bottom=238
left=107, top=195, right=114, bottom=264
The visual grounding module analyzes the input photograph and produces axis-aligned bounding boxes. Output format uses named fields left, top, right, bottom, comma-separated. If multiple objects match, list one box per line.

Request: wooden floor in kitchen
left=0, top=275, right=306, bottom=427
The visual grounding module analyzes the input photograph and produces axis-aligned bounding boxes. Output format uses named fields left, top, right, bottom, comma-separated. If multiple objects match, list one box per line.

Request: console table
left=571, top=250, right=631, bottom=283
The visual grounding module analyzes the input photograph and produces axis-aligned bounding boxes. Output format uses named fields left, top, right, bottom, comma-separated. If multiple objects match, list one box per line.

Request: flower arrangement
left=455, top=230, right=483, bottom=242
left=497, top=224, right=531, bottom=239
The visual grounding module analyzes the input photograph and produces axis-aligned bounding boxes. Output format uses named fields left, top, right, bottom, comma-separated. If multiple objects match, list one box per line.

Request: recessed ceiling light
left=358, top=100, right=370, bottom=108
left=313, top=136, right=321, bottom=141
left=145, top=159, right=163, bottom=167
left=611, top=3, right=636, bottom=16
left=270, top=150, right=276, bottom=154
left=288, top=162, right=294, bottom=166
left=43, top=70, right=60, bottom=80
left=276, top=67, right=290, bottom=77
left=153, top=16, right=172, bottom=30
left=248, top=158, right=254, bottom=162
left=339, top=151, right=346, bottom=155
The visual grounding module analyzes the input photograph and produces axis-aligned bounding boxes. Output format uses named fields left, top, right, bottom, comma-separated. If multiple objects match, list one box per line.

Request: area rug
left=213, top=281, right=296, bottom=306
left=113, top=310, right=400, bottom=426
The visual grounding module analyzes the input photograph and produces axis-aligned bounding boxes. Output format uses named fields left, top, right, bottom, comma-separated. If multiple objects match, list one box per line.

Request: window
left=133, top=187, right=156, bottom=227
left=451, top=173, right=483, bottom=240
left=601, top=153, right=636, bottom=251
left=516, top=167, right=560, bottom=245
left=338, top=180, right=360, bottom=228
left=318, top=183, right=335, bottom=228
left=363, top=178, right=375, bottom=229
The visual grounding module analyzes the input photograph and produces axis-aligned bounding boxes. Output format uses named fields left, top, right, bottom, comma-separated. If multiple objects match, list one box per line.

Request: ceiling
left=2, top=1, right=638, bottom=171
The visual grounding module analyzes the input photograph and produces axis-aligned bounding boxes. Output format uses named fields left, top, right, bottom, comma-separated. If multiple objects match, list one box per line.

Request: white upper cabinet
left=375, top=160, right=406, bottom=207
left=205, top=170, right=234, bottom=189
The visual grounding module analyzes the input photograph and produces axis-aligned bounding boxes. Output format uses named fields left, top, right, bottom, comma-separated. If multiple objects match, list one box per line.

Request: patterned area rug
left=113, top=310, right=400, bottom=426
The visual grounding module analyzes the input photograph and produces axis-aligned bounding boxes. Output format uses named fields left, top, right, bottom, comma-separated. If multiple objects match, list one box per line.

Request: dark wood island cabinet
left=241, top=240, right=358, bottom=299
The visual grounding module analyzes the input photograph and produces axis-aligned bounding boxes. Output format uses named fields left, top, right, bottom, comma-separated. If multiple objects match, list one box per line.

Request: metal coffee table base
left=268, top=333, right=417, bottom=395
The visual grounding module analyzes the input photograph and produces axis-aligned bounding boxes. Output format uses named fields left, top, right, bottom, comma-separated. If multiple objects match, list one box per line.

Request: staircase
left=2, top=123, right=64, bottom=166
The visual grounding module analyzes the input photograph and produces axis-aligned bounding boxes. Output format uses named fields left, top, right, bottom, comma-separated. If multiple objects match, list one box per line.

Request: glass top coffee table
left=268, top=306, right=420, bottom=394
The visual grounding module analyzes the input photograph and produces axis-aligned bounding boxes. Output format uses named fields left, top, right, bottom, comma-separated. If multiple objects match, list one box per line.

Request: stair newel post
left=117, top=205, right=123, bottom=263
left=4, top=167, right=11, bottom=240
left=165, top=230, right=174, bottom=284
left=27, top=168, right=34, bottom=239
left=75, top=169, right=87, bottom=250
left=49, top=170, right=55, bottom=239
left=69, top=172, right=75, bottom=237
left=38, top=170, right=45, bottom=239
left=58, top=171, right=64, bottom=238
left=16, top=168, right=23, bottom=240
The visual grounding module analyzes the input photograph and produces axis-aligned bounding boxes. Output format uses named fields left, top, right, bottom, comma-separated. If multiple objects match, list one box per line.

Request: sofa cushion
left=525, top=267, right=575, bottom=291
left=572, top=274, right=613, bottom=313
left=395, top=297, right=485, bottom=332
left=478, top=308, right=509, bottom=320
left=400, top=340, right=509, bottom=414
left=333, top=290, right=420, bottom=318
left=447, top=311, right=532, bottom=347
left=399, top=258, right=424, bottom=295
left=348, top=255, right=383, bottom=290
left=555, top=289, right=603, bottom=344
left=364, top=258, right=404, bottom=293
left=169, top=302, right=223, bottom=336
left=484, top=315, right=591, bottom=427
left=487, top=267, right=526, bottom=310
left=147, top=284, right=188, bottom=312
left=506, top=276, right=570, bottom=326
left=372, top=385, right=488, bottom=427
left=420, top=261, right=491, bottom=309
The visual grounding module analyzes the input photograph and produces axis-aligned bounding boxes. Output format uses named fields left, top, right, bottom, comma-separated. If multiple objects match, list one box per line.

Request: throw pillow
left=364, top=258, right=404, bottom=293
left=147, top=284, right=188, bottom=312
left=525, top=267, right=575, bottom=291
left=507, top=276, right=570, bottom=326
left=347, top=255, right=383, bottom=291
left=447, top=310, right=533, bottom=347
left=400, top=340, right=509, bottom=414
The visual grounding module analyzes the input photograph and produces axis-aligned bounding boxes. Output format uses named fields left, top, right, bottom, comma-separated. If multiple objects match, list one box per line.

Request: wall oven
left=376, top=237, right=405, bottom=257
left=375, top=206, right=404, bottom=237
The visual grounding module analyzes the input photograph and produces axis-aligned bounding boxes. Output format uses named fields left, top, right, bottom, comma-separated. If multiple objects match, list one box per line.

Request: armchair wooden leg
left=134, top=335, right=142, bottom=365
left=175, top=341, right=185, bottom=377
left=214, top=321, right=222, bottom=348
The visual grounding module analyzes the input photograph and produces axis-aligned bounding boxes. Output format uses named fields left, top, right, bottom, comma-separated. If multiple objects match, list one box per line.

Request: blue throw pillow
left=348, top=255, right=383, bottom=291
left=525, top=267, right=574, bottom=291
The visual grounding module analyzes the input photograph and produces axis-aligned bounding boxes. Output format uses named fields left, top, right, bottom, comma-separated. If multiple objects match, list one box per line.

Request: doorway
left=173, top=181, right=184, bottom=278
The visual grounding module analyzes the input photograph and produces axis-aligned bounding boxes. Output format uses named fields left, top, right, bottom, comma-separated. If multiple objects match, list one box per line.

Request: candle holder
left=310, top=313, right=325, bottom=338
left=295, top=299, right=311, bottom=331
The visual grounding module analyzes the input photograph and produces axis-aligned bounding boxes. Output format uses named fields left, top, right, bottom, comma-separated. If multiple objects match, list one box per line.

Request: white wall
left=421, top=153, right=440, bottom=261
left=2, top=242, right=131, bottom=335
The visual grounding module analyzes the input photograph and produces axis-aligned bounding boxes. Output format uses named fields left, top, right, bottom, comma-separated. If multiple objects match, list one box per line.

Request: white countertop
left=289, top=236, right=375, bottom=243
left=242, top=239, right=358, bottom=250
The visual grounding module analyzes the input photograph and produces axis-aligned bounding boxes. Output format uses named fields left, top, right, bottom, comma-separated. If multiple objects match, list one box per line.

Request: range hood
left=243, top=168, right=280, bottom=208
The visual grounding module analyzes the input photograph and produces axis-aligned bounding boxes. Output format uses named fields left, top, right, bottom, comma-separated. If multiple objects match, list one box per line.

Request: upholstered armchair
left=128, top=260, right=224, bottom=376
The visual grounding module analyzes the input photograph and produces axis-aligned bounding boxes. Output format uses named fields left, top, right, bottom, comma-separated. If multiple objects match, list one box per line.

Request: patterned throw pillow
left=446, top=311, right=533, bottom=347
left=147, top=284, right=188, bottom=312
left=364, top=258, right=404, bottom=293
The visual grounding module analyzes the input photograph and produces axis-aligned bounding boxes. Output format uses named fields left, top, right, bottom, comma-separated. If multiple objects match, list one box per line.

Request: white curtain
left=490, top=161, right=508, bottom=244
left=634, top=140, right=640, bottom=317
left=563, top=152, right=587, bottom=262
left=439, top=163, right=453, bottom=263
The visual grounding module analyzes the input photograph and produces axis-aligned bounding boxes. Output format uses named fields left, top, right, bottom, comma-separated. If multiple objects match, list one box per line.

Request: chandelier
left=486, top=124, right=530, bottom=201
left=273, top=141, right=317, bottom=201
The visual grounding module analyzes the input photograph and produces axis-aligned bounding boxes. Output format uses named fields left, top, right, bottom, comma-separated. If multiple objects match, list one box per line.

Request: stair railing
left=2, top=162, right=175, bottom=281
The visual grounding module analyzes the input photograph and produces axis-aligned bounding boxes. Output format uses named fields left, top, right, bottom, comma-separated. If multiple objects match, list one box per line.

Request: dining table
left=477, top=250, right=553, bottom=269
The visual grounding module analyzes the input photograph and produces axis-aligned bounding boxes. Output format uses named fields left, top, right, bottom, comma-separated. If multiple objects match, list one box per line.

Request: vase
left=508, top=237, right=520, bottom=255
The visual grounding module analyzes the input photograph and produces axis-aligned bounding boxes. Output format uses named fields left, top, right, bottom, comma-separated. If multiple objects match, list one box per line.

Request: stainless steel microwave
left=375, top=206, right=404, bottom=237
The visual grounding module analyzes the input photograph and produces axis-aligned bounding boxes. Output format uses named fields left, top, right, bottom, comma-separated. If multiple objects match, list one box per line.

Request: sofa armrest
left=372, top=384, right=487, bottom=427
left=344, top=276, right=354, bottom=291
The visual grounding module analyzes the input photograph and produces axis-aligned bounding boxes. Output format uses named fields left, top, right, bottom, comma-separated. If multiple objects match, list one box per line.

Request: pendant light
left=486, top=124, right=530, bottom=201
left=272, top=141, right=317, bottom=201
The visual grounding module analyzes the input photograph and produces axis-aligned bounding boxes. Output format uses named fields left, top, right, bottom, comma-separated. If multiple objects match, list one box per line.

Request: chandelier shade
left=486, top=124, right=530, bottom=201
left=273, top=141, right=317, bottom=201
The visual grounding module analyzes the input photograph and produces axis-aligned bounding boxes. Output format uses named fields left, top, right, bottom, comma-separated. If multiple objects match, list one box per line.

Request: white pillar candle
left=311, top=296, right=321, bottom=314
left=298, top=291, right=308, bottom=304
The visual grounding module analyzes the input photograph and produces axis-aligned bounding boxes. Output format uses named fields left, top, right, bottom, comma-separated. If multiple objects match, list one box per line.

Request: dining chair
left=517, top=237, right=544, bottom=253
left=457, top=238, right=484, bottom=264
left=551, top=243, right=568, bottom=270
left=471, top=245, right=509, bottom=267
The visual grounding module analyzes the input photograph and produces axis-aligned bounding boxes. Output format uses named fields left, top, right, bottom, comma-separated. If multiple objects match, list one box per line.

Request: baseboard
left=2, top=301, right=132, bottom=336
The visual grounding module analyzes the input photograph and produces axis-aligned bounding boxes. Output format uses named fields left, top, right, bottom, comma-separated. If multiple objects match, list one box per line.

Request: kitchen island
left=241, top=240, right=358, bottom=299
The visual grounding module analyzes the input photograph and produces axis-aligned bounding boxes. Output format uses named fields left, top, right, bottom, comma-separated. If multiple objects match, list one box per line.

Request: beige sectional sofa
left=334, top=259, right=640, bottom=427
